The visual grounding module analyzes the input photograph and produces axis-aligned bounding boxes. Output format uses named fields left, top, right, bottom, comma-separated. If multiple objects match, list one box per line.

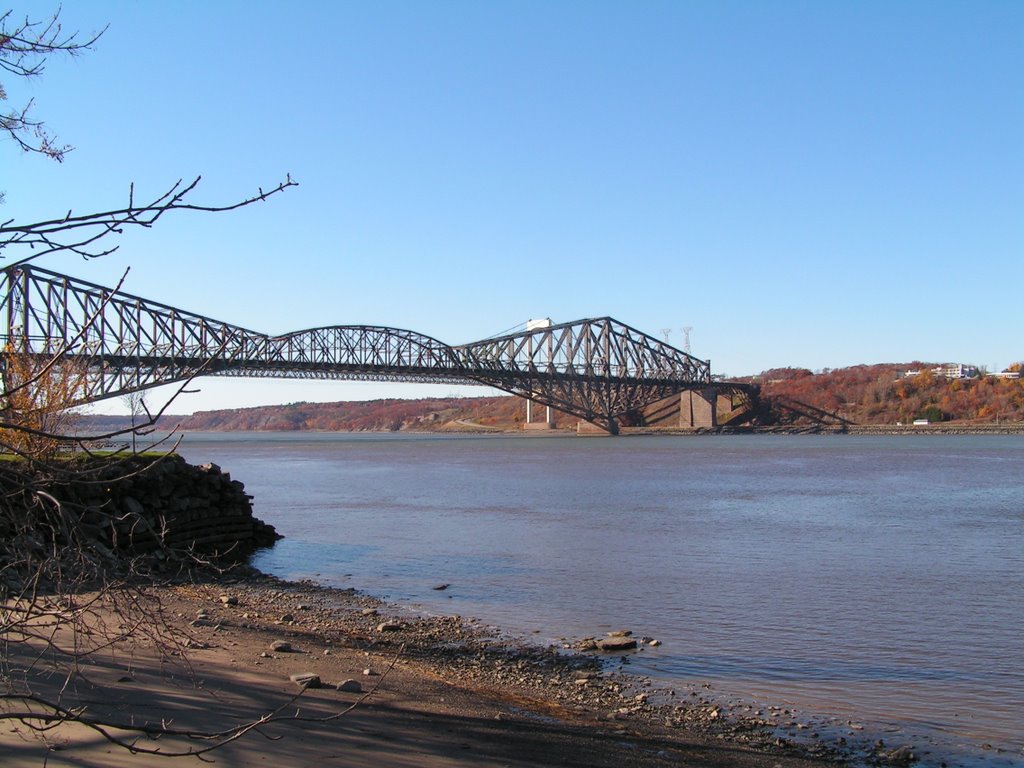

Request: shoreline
left=4, top=568, right=852, bottom=767
left=243, top=569, right=1020, bottom=768
left=184, top=423, right=1024, bottom=437
left=621, top=423, right=1024, bottom=436
left=216, top=570, right=966, bottom=768
left=78, top=413, right=1024, bottom=439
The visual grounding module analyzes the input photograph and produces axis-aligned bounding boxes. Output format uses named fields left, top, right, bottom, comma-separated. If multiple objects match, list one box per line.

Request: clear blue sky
left=4, top=1, right=1022, bottom=414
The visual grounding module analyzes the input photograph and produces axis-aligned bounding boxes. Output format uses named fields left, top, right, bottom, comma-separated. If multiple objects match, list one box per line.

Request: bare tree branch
left=1, top=174, right=298, bottom=263
left=1, top=7, right=107, bottom=161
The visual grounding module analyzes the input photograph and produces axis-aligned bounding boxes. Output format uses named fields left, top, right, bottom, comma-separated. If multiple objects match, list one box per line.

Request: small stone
left=648, top=638, right=662, bottom=647
left=260, top=652, right=271, bottom=658
left=289, top=672, right=321, bottom=689
left=336, top=679, right=362, bottom=693
left=884, top=746, right=917, bottom=765
left=219, top=595, right=238, bottom=605
left=432, top=583, right=450, bottom=591
left=606, top=630, right=633, bottom=638
left=280, top=613, right=295, bottom=623
left=361, top=608, right=378, bottom=616
left=323, top=649, right=332, bottom=656
left=376, top=621, right=404, bottom=632
left=363, top=668, right=378, bottom=676
left=271, top=640, right=293, bottom=653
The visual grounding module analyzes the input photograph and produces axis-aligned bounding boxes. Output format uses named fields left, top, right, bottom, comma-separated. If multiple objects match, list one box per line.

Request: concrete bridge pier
left=681, top=388, right=718, bottom=428
left=523, top=398, right=554, bottom=430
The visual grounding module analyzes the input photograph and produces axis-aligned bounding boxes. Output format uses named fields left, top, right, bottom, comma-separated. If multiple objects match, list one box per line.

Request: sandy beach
left=1, top=569, right=849, bottom=767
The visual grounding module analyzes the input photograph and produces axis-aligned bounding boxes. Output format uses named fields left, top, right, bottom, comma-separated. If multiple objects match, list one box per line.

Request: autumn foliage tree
left=755, top=363, right=1024, bottom=425
left=0, top=342, right=89, bottom=457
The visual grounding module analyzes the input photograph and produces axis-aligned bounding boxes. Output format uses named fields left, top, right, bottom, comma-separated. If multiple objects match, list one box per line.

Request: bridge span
left=1, top=265, right=749, bottom=434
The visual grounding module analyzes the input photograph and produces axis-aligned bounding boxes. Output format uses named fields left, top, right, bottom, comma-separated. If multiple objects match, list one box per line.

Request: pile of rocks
left=37, top=453, right=279, bottom=566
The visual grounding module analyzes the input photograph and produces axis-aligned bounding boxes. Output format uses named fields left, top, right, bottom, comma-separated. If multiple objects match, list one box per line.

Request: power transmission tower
left=681, top=326, right=693, bottom=354
left=660, top=328, right=672, bottom=344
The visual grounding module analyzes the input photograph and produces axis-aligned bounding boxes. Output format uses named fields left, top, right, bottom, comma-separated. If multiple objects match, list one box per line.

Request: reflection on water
left=176, top=432, right=1024, bottom=767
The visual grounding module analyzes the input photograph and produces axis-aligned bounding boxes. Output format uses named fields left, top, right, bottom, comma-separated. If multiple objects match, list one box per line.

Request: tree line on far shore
left=76, top=361, right=1024, bottom=433
left=753, top=362, right=1024, bottom=425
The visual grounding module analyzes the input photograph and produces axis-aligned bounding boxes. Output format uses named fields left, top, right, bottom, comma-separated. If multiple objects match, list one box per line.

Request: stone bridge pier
left=681, top=388, right=719, bottom=428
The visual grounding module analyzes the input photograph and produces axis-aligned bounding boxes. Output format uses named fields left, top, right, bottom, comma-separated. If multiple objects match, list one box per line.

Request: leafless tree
left=0, top=7, right=382, bottom=760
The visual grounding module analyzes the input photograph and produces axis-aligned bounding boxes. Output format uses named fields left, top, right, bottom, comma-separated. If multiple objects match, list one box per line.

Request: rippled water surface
left=177, top=432, right=1024, bottom=766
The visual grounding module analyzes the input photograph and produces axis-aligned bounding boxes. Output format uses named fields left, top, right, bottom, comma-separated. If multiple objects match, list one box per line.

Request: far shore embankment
left=77, top=412, right=1024, bottom=439
left=620, top=422, right=1024, bottom=436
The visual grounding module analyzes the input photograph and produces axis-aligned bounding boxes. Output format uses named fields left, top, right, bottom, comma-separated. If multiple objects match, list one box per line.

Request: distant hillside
left=75, top=396, right=573, bottom=434
left=177, top=396, right=549, bottom=432
left=72, top=362, right=1024, bottom=435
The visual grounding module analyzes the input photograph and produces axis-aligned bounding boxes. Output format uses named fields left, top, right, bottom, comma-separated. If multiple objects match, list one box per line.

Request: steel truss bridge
left=1, top=265, right=725, bottom=434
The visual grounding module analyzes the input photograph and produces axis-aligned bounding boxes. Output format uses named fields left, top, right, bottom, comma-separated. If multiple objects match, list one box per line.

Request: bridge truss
left=1, top=265, right=714, bottom=434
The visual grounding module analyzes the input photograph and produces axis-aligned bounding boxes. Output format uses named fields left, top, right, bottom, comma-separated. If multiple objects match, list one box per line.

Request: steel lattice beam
left=454, top=318, right=711, bottom=432
left=2, top=265, right=716, bottom=433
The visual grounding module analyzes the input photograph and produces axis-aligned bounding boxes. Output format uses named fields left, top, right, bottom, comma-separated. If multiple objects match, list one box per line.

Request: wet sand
left=1, top=571, right=847, bottom=767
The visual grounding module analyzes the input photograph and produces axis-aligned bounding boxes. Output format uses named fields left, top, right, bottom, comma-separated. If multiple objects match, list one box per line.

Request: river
left=175, top=432, right=1024, bottom=767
